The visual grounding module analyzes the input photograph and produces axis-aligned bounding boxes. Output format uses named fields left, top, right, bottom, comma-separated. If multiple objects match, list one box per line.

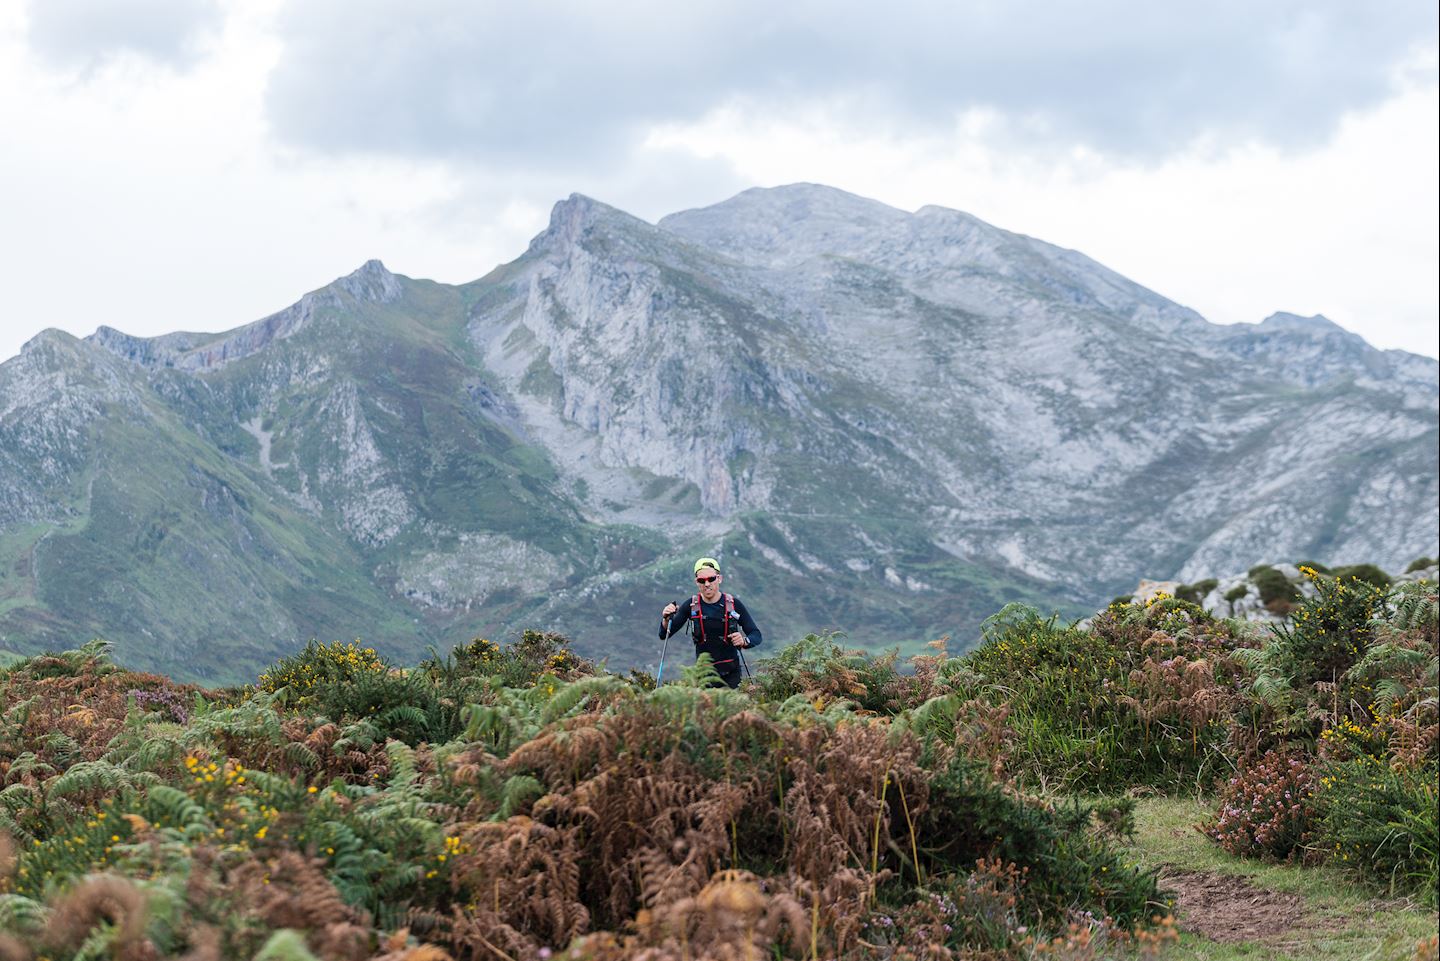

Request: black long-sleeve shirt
left=660, top=593, right=763, bottom=673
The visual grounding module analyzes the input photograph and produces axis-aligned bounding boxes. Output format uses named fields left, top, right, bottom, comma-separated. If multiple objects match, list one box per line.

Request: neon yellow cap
left=693, top=556, right=721, bottom=574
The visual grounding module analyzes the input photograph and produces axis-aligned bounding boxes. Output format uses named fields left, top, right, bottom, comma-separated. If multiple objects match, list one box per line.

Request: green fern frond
left=385, top=741, right=418, bottom=781
left=540, top=675, right=626, bottom=725
left=145, top=784, right=214, bottom=838
left=897, top=692, right=963, bottom=740
left=46, top=760, right=130, bottom=799
left=495, top=774, right=545, bottom=820
left=0, top=892, right=47, bottom=933
left=3, top=751, right=55, bottom=782
left=254, top=929, right=322, bottom=961
left=281, top=741, right=320, bottom=771
left=677, top=654, right=722, bottom=688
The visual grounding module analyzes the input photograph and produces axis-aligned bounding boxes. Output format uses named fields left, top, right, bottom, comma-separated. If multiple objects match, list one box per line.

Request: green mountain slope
left=1, top=186, right=1434, bottom=682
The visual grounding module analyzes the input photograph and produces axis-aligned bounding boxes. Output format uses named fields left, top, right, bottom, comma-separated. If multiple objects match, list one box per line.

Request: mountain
left=1, top=184, right=1435, bottom=682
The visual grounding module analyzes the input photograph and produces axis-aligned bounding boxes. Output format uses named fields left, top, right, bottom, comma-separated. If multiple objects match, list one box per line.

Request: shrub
left=1405, top=557, right=1438, bottom=574
left=129, top=687, right=190, bottom=724
left=1314, top=758, right=1438, bottom=906
left=1204, top=751, right=1317, bottom=861
left=1332, top=563, right=1394, bottom=589
left=1271, top=567, right=1388, bottom=689
left=1249, top=564, right=1301, bottom=611
left=1176, top=579, right=1218, bottom=605
left=957, top=603, right=1233, bottom=789
left=916, top=756, right=1161, bottom=929
left=750, top=631, right=942, bottom=713
left=1224, top=584, right=1249, bottom=602
left=1295, top=560, right=1333, bottom=575
left=456, top=629, right=598, bottom=688
left=256, top=640, right=387, bottom=703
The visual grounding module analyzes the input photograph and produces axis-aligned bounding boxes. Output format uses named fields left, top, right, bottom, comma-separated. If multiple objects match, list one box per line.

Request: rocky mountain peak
left=1203, top=310, right=1435, bottom=396
left=529, top=193, right=655, bottom=255
left=658, top=183, right=909, bottom=268
left=19, top=327, right=84, bottom=357
left=1259, top=311, right=1347, bottom=333
left=336, top=259, right=403, bottom=304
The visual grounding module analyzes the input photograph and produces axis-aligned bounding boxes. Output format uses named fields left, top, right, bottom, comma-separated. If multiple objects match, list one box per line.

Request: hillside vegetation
left=0, top=567, right=1434, bottom=959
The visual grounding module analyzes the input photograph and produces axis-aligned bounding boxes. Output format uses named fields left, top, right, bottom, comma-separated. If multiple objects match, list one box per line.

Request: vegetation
left=1173, top=579, right=1217, bottom=606
left=0, top=567, right=1433, bottom=959
left=1246, top=564, right=1301, bottom=613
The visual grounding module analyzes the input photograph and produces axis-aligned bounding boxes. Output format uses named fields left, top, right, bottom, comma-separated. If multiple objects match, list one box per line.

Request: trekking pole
left=656, top=614, right=671, bottom=686
left=738, top=645, right=752, bottom=679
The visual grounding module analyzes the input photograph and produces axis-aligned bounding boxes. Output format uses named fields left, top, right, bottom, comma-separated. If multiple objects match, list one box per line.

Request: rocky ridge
left=0, top=184, right=1435, bottom=682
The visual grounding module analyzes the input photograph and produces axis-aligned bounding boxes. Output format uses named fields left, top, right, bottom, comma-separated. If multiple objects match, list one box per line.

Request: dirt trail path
left=1160, top=868, right=1339, bottom=944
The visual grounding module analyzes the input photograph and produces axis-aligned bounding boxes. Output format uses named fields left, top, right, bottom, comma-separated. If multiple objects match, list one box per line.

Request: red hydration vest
left=690, top=592, right=738, bottom=664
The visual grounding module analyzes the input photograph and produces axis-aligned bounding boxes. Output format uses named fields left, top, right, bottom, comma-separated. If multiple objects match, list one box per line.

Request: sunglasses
left=695, top=574, right=719, bottom=584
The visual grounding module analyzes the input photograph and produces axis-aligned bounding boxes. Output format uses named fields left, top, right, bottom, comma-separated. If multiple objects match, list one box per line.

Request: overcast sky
left=1, top=0, right=1436, bottom=363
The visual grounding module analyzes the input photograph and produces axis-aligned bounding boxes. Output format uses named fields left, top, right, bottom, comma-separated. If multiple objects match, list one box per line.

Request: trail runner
left=659, top=557, right=763, bottom=689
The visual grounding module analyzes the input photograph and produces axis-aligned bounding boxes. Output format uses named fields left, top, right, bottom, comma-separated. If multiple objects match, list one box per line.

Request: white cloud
left=263, top=0, right=1434, bottom=163
left=0, top=0, right=1435, bottom=364
left=23, top=0, right=224, bottom=71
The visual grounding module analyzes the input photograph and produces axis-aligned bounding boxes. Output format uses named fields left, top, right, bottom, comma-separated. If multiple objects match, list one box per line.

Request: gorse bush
left=1314, top=757, right=1438, bottom=906
left=1208, top=573, right=1438, bottom=903
left=419, top=629, right=599, bottom=690
left=256, top=639, right=387, bottom=701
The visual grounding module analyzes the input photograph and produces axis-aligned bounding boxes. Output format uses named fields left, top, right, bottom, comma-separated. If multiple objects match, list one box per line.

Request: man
left=659, top=557, right=763, bottom=689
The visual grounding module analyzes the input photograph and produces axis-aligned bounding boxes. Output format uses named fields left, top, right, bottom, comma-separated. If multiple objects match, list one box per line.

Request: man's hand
left=728, top=631, right=748, bottom=647
left=662, top=602, right=678, bottom=619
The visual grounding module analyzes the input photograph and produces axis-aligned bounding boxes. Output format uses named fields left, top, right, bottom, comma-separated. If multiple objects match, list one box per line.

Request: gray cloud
left=24, top=0, right=224, bottom=71
left=264, top=0, right=1436, bottom=168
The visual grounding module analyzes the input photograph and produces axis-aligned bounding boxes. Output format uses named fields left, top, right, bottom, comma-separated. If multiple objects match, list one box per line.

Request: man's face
left=695, top=567, right=722, bottom=600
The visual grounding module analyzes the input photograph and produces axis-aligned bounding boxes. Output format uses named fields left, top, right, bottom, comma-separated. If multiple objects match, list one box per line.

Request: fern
left=1383, top=581, right=1439, bottom=632
left=376, top=704, right=428, bottom=735
left=181, top=697, right=284, bottom=748
left=773, top=693, right=860, bottom=728
left=459, top=682, right=547, bottom=755
left=1232, top=645, right=1295, bottom=711
left=333, top=718, right=383, bottom=755
left=254, top=929, right=323, bottom=961
left=0, top=892, right=46, bottom=932
left=895, top=692, right=963, bottom=741
left=0, top=695, right=35, bottom=739
left=494, top=774, right=545, bottom=820
left=677, top=653, right=723, bottom=688
left=46, top=760, right=133, bottom=799
left=540, top=675, right=626, bottom=725
left=281, top=740, right=321, bottom=771
left=145, top=784, right=214, bottom=839
left=3, top=750, right=55, bottom=783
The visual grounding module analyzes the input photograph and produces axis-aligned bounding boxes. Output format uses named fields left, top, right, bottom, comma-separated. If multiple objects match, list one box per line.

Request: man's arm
left=732, top=597, right=762, bottom=649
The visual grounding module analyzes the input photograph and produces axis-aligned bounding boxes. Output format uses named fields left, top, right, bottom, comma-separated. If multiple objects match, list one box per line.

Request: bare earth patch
left=1159, top=868, right=1335, bottom=944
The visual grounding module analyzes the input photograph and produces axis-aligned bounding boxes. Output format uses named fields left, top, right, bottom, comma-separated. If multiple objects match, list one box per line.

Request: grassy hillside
left=0, top=570, right=1433, bottom=959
